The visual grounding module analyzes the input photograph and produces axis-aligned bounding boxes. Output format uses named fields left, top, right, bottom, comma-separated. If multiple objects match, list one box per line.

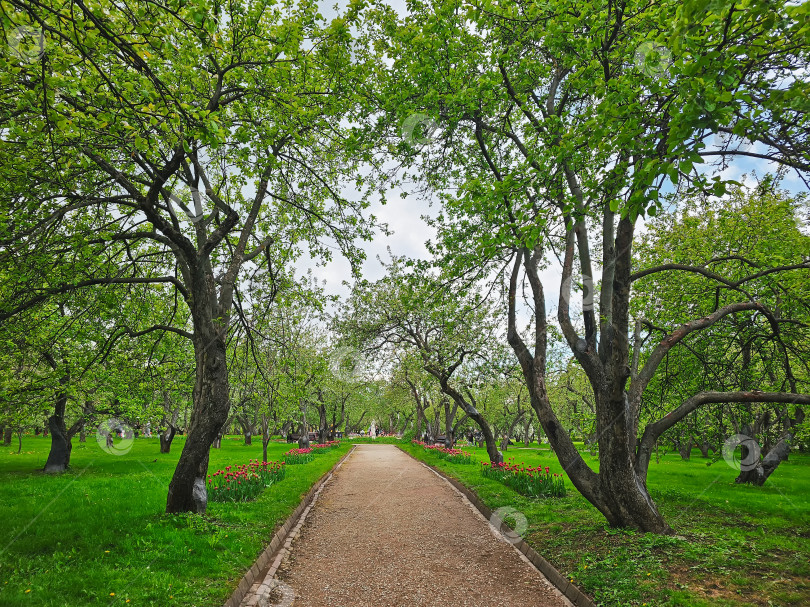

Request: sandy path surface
left=263, top=444, right=569, bottom=607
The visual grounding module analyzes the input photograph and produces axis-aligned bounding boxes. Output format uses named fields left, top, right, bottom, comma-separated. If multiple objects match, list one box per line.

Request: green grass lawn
left=401, top=441, right=810, bottom=607
left=0, top=436, right=351, bottom=606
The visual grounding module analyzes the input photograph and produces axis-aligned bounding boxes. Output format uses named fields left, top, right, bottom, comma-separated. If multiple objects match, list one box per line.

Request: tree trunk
left=736, top=409, right=804, bottom=486
left=675, top=432, right=692, bottom=460
left=165, top=330, right=231, bottom=514
left=592, top=393, right=671, bottom=533
left=452, top=414, right=468, bottom=447
left=298, top=408, right=311, bottom=448
left=474, top=413, right=502, bottom=464
left=500, top=411, right=525, bottom=452
left=317, top=401, right=327, bottom=443
left=235, top=413, right=253, bottom=445
left=160, top=425, right=176, bottom=453
left=44, top=414, right=71, bottom=473
left=735, top=436, right=790, bottom=485
left=507, top=223, right=672, bottom=534
left=433, top=375, right=502, bottom=464
left=431, top=407, right=441, bottom=443
left=696, top=430, right=712, bottom=457
left=3, top=426, right=12, bottom=446
left=523, top=416, right=532, bottom=446
left=443, top=398, right=457, bottom=448
left=43, top=376, right=71, bottom=473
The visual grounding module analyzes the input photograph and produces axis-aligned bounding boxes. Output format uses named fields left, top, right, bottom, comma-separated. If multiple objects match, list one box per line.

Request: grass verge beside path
left=0, top=436, right=351, bottom=606
left=400, top=442, right=810, bottom=607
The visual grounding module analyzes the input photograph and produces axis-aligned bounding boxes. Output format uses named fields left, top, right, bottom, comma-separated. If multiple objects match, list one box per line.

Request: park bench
left=287, top=432, right=317, bottom=443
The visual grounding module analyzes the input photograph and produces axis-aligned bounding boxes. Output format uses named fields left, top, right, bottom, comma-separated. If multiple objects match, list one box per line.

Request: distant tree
left=341, top=260, right=507, bottom=463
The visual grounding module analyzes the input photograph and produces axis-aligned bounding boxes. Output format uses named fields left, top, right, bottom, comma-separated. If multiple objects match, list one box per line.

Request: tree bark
left=317, top=398, right=328, bottom=443
left=165, top=327, right=231, bottom=514
left=523, top=415, right=533, bottom=446
left=297, top=406, right=311, bottom=448
left=160, top=425, right=177, bottom=453
left=696, top=429, right=713, bottom=457
left=442, top=397, right=458, bottom=448
left=3, top=426, right=12, bottom=446
left=500, top=410, right=525, bottom=452
left=235, top=413, right=253, bottom=445
left=166, top=326, right=230, bottom=514
left=735, top=436, right=790, bottom=485
left=674, top=431, right=693, bottom=460
left=736, top=409, right=804, bottom=485
left=43, top=375, right=71, bottom=473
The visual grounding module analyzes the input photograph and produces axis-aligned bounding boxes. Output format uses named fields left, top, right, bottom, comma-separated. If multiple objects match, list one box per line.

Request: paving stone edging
left=397, top=446, right=597, bottom=607
left=222, top=445, right=357, bottom=607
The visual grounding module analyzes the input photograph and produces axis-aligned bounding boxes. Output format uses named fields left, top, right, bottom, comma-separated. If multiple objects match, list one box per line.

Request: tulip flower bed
left=283, top=447, right=314, bottom=464
left=436, top=448, right=473, bottom=464
left=411, top=440, right=473, bottom=464
left=207, top=460, right=286, bottom=503
left=312, top=440, right=341, bottom=452
left=481, top=459, right=566, bottom=498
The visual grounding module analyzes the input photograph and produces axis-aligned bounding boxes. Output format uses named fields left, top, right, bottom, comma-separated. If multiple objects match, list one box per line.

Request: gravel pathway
left=245, top=444, right=571, bottom=607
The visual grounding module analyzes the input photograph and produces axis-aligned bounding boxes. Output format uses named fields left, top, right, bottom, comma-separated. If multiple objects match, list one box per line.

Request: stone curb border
left=222, top=445, right=357, bottom=607
left=397, top=446, right=597, bottom=607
